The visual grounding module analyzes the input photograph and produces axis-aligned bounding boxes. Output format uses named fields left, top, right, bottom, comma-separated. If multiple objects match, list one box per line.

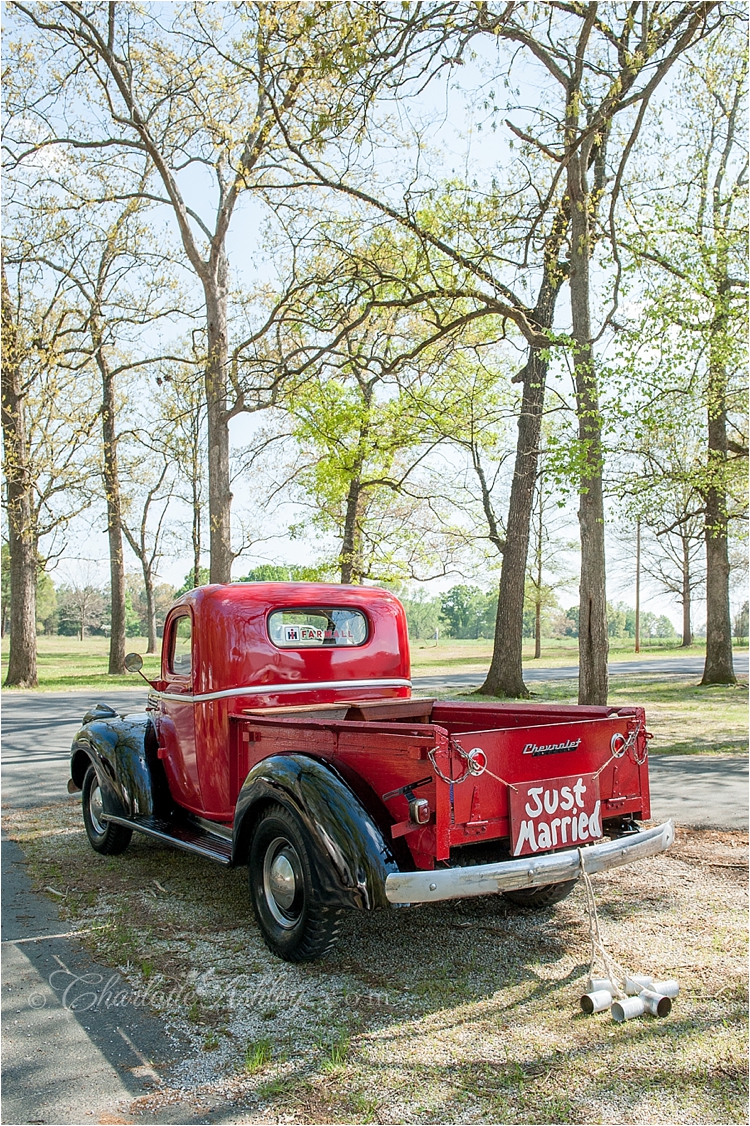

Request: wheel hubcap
left=89, top=782, right=106, bottom=835
left=263, top=836, right=302, bottom=928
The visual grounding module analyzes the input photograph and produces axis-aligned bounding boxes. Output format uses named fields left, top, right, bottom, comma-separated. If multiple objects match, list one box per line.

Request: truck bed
left=230, top=698, right=650, bottom=869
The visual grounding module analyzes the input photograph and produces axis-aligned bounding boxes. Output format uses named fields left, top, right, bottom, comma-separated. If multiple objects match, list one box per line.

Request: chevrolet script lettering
left=522, top=738, right=581, bottom=756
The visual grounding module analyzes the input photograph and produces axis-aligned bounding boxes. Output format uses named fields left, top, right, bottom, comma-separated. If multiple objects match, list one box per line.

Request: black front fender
left=70, top=712, right=168, bottom=821
left=233, top=754, right=400, bottom=910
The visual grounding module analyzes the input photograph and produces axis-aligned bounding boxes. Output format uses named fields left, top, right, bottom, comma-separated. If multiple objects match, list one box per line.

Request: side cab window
left=167, top=614, right=193, bottom=677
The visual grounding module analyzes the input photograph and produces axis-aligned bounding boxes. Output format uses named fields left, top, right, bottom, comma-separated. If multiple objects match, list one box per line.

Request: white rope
left=579, top=849, right=628, bottom=999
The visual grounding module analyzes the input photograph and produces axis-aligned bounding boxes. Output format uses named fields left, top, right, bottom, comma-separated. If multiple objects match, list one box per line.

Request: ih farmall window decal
left=268, top=608, right=368, bottom=648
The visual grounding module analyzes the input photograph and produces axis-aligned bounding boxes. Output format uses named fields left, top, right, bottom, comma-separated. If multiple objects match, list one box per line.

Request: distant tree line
left=400, top=584, right=679, bottom=647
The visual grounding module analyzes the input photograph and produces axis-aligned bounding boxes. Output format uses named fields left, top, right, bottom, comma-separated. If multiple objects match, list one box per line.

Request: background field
left=410, top=636, right=720, bottom=673
left=3, top=635, right=747, bottom=758
left=2, top=633, right=746, bottom=687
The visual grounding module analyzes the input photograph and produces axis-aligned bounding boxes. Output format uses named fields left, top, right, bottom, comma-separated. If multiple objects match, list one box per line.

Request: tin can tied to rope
left=611, top=996, right=646, bottom=1022
left=639, top=989, right=672, bottom=1017
left=580, top=989, right=613, bottom=1014
left=578, top=849, right=680, bottom=1022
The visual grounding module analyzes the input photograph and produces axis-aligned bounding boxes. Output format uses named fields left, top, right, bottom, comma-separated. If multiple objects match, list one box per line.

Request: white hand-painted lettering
left=513, top=819, right=537, bottom=856
left=588, top=800, right=601, bottom=838
left=524, top=786, right=544, bottom=818
left=514, top=775, right=600, bottom=855
left=543, top=788, right=559, bottom=814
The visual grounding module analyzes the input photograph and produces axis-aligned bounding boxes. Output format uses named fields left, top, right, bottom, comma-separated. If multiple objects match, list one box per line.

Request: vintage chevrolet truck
left=69, top=582, right=674, bottom=961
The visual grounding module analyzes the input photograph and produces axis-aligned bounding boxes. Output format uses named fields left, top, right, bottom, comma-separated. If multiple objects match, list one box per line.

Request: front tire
left=81, top=766, right=132, bottom=855
left=248, top=804, right=340, bottom=962
left=503, top=879, right=577, bottom=908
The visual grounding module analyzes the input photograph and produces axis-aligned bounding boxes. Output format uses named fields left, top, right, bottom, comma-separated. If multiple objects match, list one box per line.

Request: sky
left=16, top=8, right=745, bottom=634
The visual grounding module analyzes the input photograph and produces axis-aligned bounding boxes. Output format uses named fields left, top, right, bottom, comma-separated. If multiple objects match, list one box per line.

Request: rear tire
left=81, top=766, right=132, bottom=855
left=248, top=803, right=340, bottom=962
left=503, top=879, right=577, bottom=908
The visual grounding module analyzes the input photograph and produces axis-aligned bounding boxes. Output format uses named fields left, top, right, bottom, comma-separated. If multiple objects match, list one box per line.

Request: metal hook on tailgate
left=428, top=738, right=487, bottom=785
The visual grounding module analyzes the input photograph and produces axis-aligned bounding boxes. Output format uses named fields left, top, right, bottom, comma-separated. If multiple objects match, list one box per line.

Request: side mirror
left=124, top=652, right=144, bottom=673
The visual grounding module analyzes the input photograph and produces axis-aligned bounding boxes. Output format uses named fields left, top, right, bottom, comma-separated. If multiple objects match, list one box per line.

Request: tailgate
left=431, top=710, right=650, bottom=861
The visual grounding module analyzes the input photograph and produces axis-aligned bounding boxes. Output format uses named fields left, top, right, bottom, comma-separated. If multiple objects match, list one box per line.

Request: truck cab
left=69, top=583, right=673, bottom=962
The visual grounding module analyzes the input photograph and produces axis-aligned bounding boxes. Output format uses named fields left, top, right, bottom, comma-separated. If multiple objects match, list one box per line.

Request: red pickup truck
left=69, top=583, right=673, bottom=961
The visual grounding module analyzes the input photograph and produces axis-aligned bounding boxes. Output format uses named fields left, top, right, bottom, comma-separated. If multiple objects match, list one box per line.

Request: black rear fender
left=233, top=754, right=400, bottom=910
left=70, top=712, right=168, bottom=820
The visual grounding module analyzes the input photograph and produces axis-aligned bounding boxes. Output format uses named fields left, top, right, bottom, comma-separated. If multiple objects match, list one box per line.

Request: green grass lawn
left=0, top=635, right=161, bottom=690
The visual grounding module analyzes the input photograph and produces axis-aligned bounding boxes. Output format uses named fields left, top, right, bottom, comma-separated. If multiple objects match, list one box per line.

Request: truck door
left=157, top=610, right=202, bottom=812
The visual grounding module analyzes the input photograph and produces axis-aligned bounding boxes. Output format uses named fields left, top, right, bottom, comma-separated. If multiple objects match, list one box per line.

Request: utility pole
left=635, top=518, right=641, bottom=654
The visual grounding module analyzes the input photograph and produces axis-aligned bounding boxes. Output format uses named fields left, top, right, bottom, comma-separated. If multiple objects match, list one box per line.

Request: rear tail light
left=409, top=798, right=430, bottom=825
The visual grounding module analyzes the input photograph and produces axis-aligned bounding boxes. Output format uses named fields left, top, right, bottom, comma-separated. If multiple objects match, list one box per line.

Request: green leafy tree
left=440, top=586, right=497, bottom=640
left=36, top=571, right=57, bottom=635
left=174, top=568, right=211, bottom=598
left=1, top=255, right=97, bottom=685
left=57, top=582, right=107, bottom=640
left=488, top=3, right=722, bottom=703
left=124, top=590, right=142, bottom=639
left=282, top=293, right=457, bottom=585
left=401, top=589, right=442, bottom=642
left=7, top=3, right=440, bottom=585
left=606, top=602, right=638, bottom=641
left=236, top=564, right=327, bottom=582
left=621, top=30, right=748, bottom=682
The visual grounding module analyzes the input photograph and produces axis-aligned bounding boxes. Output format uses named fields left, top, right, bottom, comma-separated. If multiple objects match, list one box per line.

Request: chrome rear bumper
left=385, top=820, right=675, bottom=905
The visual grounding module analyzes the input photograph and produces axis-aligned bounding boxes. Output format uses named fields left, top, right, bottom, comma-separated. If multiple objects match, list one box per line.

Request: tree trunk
left=534, top=479, right=543, bottom=660
left=681, top=535, right=692, bottom=648
left=701, top=313, right=735, bottom=683
left=340, top=390, right=371, bottom=585
left=340, top=475, right=363, bottom=584
left=1, top=264, right=38, bottom=688
left=568, top=144, right=608, bottom=705
left=478, top=351, right=545, bottom=697
left=144, top=565, right=157, bottom=654
left=479, top=214, right=566, bottom=698
left=97, top=343, right=126, bottom=675
left=204, top=262, right=233, bottom=584
left=192, top=473, right=202, bottom=589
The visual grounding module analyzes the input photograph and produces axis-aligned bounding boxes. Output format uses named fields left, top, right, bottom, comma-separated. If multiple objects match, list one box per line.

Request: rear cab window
left=268, top=608, right=368, bottom=649
left=168, top=614, right=193, bottom=675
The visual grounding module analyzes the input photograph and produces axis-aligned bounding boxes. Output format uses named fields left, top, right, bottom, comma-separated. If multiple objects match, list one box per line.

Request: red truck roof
left=166, top=582, right=411, bottom=698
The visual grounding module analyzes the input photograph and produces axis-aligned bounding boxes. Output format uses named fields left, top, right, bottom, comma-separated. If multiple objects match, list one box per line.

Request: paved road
left=1, top=835, right=191, bottom=1125
left=2, top=689, right=144, bottom=808
left=0, top=688, right=218, bottom=1126
left=412, top=653, right=749, bottom=692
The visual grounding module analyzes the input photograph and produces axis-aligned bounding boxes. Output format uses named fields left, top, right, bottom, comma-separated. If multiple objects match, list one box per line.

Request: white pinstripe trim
left=152, top=677, right=412, bottom=704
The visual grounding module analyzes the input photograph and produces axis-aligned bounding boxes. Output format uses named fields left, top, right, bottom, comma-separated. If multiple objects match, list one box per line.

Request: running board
left=104, top=813, right=233, bottom=865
